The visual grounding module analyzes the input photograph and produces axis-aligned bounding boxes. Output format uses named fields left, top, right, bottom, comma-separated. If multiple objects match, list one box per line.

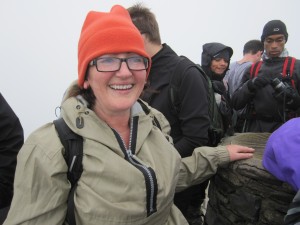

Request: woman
left=4, top=5, right=254, bottom=225
left=201, top=42, right=234, bottom=139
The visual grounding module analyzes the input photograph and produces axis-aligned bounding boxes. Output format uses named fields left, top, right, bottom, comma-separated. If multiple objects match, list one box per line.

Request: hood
left=201, top=42, right=233, bottom=67
left=201, top=42, right=233, bottom=80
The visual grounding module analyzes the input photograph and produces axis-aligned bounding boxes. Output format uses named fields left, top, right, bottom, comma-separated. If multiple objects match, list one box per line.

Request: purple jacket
left=263, top=118, right=300, bottom=191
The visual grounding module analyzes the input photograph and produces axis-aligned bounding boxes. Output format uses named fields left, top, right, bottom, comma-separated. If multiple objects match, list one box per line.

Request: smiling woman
left=3, top=4, right=255, bottom=225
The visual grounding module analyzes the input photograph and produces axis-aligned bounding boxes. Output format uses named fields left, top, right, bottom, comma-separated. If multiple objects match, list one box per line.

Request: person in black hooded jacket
left=0, top=93, right=23, bottom=223
left=201, top=42, right=234, bottom=138
left=128, top=3, right=210, bottom=224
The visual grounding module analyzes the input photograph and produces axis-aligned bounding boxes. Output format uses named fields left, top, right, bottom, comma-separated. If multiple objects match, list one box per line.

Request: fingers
left=238, top=152, right=254, bottom=160
left=226, top=145, right=255, bottom=161
left=235, top=145, right=255, bottom=153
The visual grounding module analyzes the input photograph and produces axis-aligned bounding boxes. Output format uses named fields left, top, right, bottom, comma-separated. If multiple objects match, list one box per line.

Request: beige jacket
left=4, top=96, right=229, bottom=225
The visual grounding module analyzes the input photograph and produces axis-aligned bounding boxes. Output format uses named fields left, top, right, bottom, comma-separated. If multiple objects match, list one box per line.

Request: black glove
left=286, top=88, right=300, bottom=109
left=212, top=80, right=226, bottom=95
left=247, top=76, right=270, bottom=92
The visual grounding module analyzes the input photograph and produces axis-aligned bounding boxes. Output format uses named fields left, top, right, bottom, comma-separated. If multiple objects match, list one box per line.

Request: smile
left=109, top=84, right=133, bottom=90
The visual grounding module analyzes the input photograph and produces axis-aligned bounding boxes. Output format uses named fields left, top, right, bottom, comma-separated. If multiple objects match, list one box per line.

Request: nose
left=116, top=61, right=132, bottom=77
left=270, top=41, right=279, bottom=49
left=220, top=59, right=228, bottom=66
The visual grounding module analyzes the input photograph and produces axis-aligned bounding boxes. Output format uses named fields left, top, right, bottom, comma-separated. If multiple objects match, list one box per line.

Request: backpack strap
left=250, top=61, right=263, bottom=79
left=282, top=56, right=296, bottom=88
left=137, top=99, right=162, bottom=130
left=53, top=118, right=83, bottom=225
left=169, top=56, right=207, bottom=114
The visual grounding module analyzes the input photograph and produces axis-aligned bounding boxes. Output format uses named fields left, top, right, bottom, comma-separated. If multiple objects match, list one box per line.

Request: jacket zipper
left=111, top=116, right=157, bottom=216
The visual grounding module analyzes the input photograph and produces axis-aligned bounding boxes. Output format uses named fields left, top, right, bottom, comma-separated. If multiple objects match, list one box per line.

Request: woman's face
left=83, top=53, right=147, bottom=116
left=210, top=58, right=229, bottom=76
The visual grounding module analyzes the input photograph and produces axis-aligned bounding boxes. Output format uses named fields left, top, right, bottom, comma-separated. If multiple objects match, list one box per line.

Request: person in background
left=224, top=39, right=264, bottom=97
left=231, top=20, right=300, bottom=133
left=201, top=42, right=234, bottom=138
left=0, top=93, right=24, bottom=224
left=263, top=118, right=300, bottom=225
left=224, top=40, right=264, bottom=132
left=128, top=4, right=210, bottom=224
left=4, top=4, right=255, bottom=225
left=199, top=43, right=234, bottom=218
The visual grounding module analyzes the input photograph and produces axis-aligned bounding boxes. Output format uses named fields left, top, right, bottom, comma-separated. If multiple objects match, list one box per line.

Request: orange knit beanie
left=77, top=5, right=151, bottom=87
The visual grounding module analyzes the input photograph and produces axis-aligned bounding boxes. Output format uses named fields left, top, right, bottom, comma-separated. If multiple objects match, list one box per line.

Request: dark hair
left=127, top=3, right=161, bottom=45
left=243, top=40, right=264, bottom=55
left=67, top=82, right=96, bottom=109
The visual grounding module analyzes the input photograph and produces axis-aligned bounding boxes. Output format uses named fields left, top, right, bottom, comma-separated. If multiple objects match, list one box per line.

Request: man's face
left=264, top=34, right=286, bottom=58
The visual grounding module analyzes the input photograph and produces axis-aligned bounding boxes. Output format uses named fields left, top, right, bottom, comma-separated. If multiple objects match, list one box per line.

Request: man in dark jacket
left=0, top=93, right=23, bottom=223
left=231, top=20, right=300, bottom=132
left=128, top=3, right=210, bottom=225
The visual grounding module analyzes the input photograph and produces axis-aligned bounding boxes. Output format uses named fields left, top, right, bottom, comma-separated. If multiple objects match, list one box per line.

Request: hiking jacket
left=4, top=96, right=230, bottom=225
left=263, top=117, right=300, bottom=224
left=141, top=43, right=210, bottom=158
left=231, top=56, right=300, bottom=132
left=0, top=93, right=23, bottom=209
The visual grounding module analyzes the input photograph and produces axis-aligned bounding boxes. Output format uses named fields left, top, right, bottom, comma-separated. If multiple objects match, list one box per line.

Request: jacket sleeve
left=176, top=145, right=230, bottom=192
left=0, top=93, right=24, bottom=208
left=174, top=67, right=210, bottom=157
left=231, top=68, right=255, bottom=110
left=3, top=124, right=69, bottom=225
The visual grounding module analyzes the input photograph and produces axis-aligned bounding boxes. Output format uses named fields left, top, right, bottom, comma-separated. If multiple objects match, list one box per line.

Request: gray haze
left=1, top=0, right=299, bottom=138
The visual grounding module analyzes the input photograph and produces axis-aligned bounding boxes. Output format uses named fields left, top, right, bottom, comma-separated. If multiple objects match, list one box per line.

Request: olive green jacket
left=4, top=96, right=229, bottom=225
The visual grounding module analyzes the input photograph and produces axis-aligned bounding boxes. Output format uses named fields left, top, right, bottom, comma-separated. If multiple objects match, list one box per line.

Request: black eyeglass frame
left=89, top=56, right=149, bottom=72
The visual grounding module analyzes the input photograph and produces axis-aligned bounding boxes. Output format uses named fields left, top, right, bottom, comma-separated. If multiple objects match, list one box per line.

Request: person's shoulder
left=24, top=122, right=62, bottom=159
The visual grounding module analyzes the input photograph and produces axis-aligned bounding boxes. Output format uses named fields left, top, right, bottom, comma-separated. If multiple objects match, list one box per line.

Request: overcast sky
left=1, top=0, right=299, bottom=138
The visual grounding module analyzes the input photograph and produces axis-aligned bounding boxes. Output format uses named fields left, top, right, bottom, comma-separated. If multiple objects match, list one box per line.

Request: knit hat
left=77, top=5, right=151, bottom=87
left=261, top=20, right=288, bottom=43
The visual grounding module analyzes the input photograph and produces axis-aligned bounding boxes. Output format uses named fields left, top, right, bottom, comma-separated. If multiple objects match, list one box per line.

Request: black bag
left=169, top=56, right=225, bottom=146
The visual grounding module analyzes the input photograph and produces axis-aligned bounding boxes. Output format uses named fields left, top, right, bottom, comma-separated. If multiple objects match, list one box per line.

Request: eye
left=98, top=57, right=117, bottom=64
left=129, top=56, right=144, bottom=63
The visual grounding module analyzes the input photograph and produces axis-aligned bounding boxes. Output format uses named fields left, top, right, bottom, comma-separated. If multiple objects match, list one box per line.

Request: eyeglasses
left=90, top=56, right=149, bottom=72
left=264, top=37, right=285, bottom=44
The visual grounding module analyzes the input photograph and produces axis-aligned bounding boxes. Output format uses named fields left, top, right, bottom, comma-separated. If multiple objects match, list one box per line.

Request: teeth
left=110, top=84, right=133, bottom=90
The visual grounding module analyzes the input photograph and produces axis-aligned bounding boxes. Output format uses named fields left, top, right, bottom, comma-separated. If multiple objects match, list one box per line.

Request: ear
left=83, top=80, right=90, bottom=89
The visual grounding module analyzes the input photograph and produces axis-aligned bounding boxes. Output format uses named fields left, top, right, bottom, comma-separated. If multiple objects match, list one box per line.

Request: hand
left=226, top=144, right=255, bottom=161
left=247, top=77, right=270, bottom=92
left=212, top=80, right=226, bottom=95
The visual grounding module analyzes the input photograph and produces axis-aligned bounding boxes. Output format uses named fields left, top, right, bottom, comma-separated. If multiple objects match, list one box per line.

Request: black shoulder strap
left=53, top=118, right=83, bottom=225
left=137, top=99, right=162, bottom=130
left=169, top=56, right=207, bottom=114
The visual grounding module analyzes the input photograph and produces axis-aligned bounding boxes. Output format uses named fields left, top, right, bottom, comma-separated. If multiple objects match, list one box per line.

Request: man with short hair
left=225, top=40, right=264, bottom=97
left=232, top=20, right=300, bottom=133
left=128, top=3, right=210, bottom=225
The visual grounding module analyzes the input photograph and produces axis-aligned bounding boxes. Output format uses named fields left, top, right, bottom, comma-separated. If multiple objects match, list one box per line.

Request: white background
left=1, top=0, right=299, bottom=138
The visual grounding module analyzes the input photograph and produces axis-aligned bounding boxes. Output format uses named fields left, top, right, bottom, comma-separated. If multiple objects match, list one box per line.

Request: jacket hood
left=201, top=42, right=233, bottom=80
left=201, top=42, right=233, bottom=67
